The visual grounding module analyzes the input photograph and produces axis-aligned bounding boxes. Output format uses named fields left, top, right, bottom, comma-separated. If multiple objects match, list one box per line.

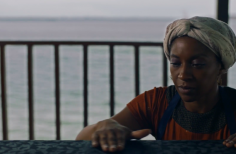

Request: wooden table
left=0, top=140, right=235, bottom=154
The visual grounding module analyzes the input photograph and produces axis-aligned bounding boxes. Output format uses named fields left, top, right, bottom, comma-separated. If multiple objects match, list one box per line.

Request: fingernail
left=92, top=142, right=97, bottom=146
left=110, top=145, right=116, bottom=149
left=118, top=144, right=123, bottom=149
left=103, top=145, right=108, bottom=149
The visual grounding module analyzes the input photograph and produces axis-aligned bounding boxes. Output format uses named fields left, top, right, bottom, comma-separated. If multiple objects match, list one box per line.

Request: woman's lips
left=178, top=86, right=195, bottom=94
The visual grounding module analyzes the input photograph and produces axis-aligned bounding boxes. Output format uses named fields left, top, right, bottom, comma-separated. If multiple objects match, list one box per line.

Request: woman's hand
left=91, top=119, right=151, bottom=152
left=223, top=133, right=236, bottom=148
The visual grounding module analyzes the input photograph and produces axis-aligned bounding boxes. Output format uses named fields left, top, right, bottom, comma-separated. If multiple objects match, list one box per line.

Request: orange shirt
left=127, top=86, right=236, bottom=140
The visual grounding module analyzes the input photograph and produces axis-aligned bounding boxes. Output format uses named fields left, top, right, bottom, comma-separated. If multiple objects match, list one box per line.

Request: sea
left=0, top=17, right=236, bottom=140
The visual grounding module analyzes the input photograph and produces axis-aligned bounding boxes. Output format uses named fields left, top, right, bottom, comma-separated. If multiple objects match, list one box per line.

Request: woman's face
left=170, top=36, right=222, bottom=102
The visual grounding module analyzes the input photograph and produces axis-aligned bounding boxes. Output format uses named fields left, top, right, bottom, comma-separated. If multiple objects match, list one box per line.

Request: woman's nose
left=178, top=64, right=192, bottom=81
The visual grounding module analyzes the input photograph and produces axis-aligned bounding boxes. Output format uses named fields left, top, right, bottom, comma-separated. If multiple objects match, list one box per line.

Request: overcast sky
left=0, top=0, right=235, bottom=18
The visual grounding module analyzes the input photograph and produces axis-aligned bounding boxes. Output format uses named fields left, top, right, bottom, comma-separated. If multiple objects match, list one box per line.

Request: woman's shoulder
left=147, top=85, right=176, bottom=94
left=143, top=85, right=176, bottom=105
left=144, top=86, right=174, bottom=96
left=223, top=86, right=236, bottom=110
left=155, top=86, right=236, bottom=108
left=223, top=86, right=236, bottom=93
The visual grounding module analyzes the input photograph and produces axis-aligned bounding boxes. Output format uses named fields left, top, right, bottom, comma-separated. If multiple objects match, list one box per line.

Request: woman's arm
left=75, top=106, right=143, bottom=140
left=75, top=124, right=96, bottom=140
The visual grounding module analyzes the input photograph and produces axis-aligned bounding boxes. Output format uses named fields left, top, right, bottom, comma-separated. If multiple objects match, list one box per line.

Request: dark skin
left=170, top=36, right=236, bottom=147
left=76, top=36, right=236, bottom=152
left=170, top=36, right=222, bottom=113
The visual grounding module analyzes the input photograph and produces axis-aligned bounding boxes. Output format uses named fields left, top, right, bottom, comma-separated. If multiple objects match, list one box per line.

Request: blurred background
left=0, top=0, right=235, bottom=140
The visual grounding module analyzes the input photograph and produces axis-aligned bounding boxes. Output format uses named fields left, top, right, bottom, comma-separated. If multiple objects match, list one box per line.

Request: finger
left=223, top=133, right=236, bottom=144
left=116, top=130, right=126, bottom=151
left=107, top=130, right=117, bottom=152
left=231, top=135, right=236, bottom=147
left=224, top=134, right=236, bottom=148
left=91, top=133, right=99, bottom=147
left=131, top=129, right=152, bottom=139
left=231, top=136, right=236, bottom=148
left=226, top=141, right=235, bottom=148
left=99, top=133, right=109, bottom=151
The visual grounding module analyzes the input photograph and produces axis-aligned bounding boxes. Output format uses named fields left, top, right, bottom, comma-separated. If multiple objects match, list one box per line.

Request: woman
left=76, top=16, right=236, bottom=152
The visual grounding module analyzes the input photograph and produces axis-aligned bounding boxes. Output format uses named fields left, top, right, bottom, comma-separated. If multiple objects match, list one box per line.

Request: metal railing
left=0, top=41, right=166, bottom=140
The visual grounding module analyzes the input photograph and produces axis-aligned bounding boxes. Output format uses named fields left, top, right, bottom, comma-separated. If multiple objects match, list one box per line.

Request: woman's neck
left=183, top=86, right=220, bottom=114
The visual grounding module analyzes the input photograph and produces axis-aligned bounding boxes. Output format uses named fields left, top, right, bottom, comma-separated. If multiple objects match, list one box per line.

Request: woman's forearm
left=75, top=124, right=96, bottom=140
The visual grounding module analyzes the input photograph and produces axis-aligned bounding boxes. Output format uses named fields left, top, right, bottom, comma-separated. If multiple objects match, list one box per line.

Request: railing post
left=0, top=41, right=164, bottom=139
left=162, top=49, right=168, bottom=87
left=217, top=0, right=229, bottom=86
left=134, top=45, right=140, bottom=96
left=109, top=45, right=115, bottom=117
left=1, top=45, right=8, bottom=140
left=83, top=45, right=88, bottom=127
left=27, top=44, right=34, bottom=140
left=54, top=44, right=61, bottom=140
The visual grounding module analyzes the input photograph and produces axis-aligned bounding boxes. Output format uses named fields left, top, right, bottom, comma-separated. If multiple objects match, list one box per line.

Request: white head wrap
left=163, top=16, right=236, bottom=70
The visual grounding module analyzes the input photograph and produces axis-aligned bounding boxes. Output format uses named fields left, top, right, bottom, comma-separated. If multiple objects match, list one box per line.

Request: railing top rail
left=0, top=41, right=163, bottom=46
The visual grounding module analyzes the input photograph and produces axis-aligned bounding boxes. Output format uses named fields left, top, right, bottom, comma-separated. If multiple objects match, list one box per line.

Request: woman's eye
left=170, top=63, right=181, bottom=67
left=191, top=64, right=206, bottom=67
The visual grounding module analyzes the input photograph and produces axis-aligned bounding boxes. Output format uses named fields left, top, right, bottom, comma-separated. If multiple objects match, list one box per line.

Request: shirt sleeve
left=126, top=87, right=168, bottom=137
left=126, top=88, right=155, bottom=129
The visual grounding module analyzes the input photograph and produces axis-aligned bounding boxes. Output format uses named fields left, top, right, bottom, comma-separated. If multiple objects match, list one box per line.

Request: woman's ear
left=217, top=65, right=226, bottom=86
left=218, top=62, right=227, bottom=76
left=219, top=69, right=227, bottom=75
